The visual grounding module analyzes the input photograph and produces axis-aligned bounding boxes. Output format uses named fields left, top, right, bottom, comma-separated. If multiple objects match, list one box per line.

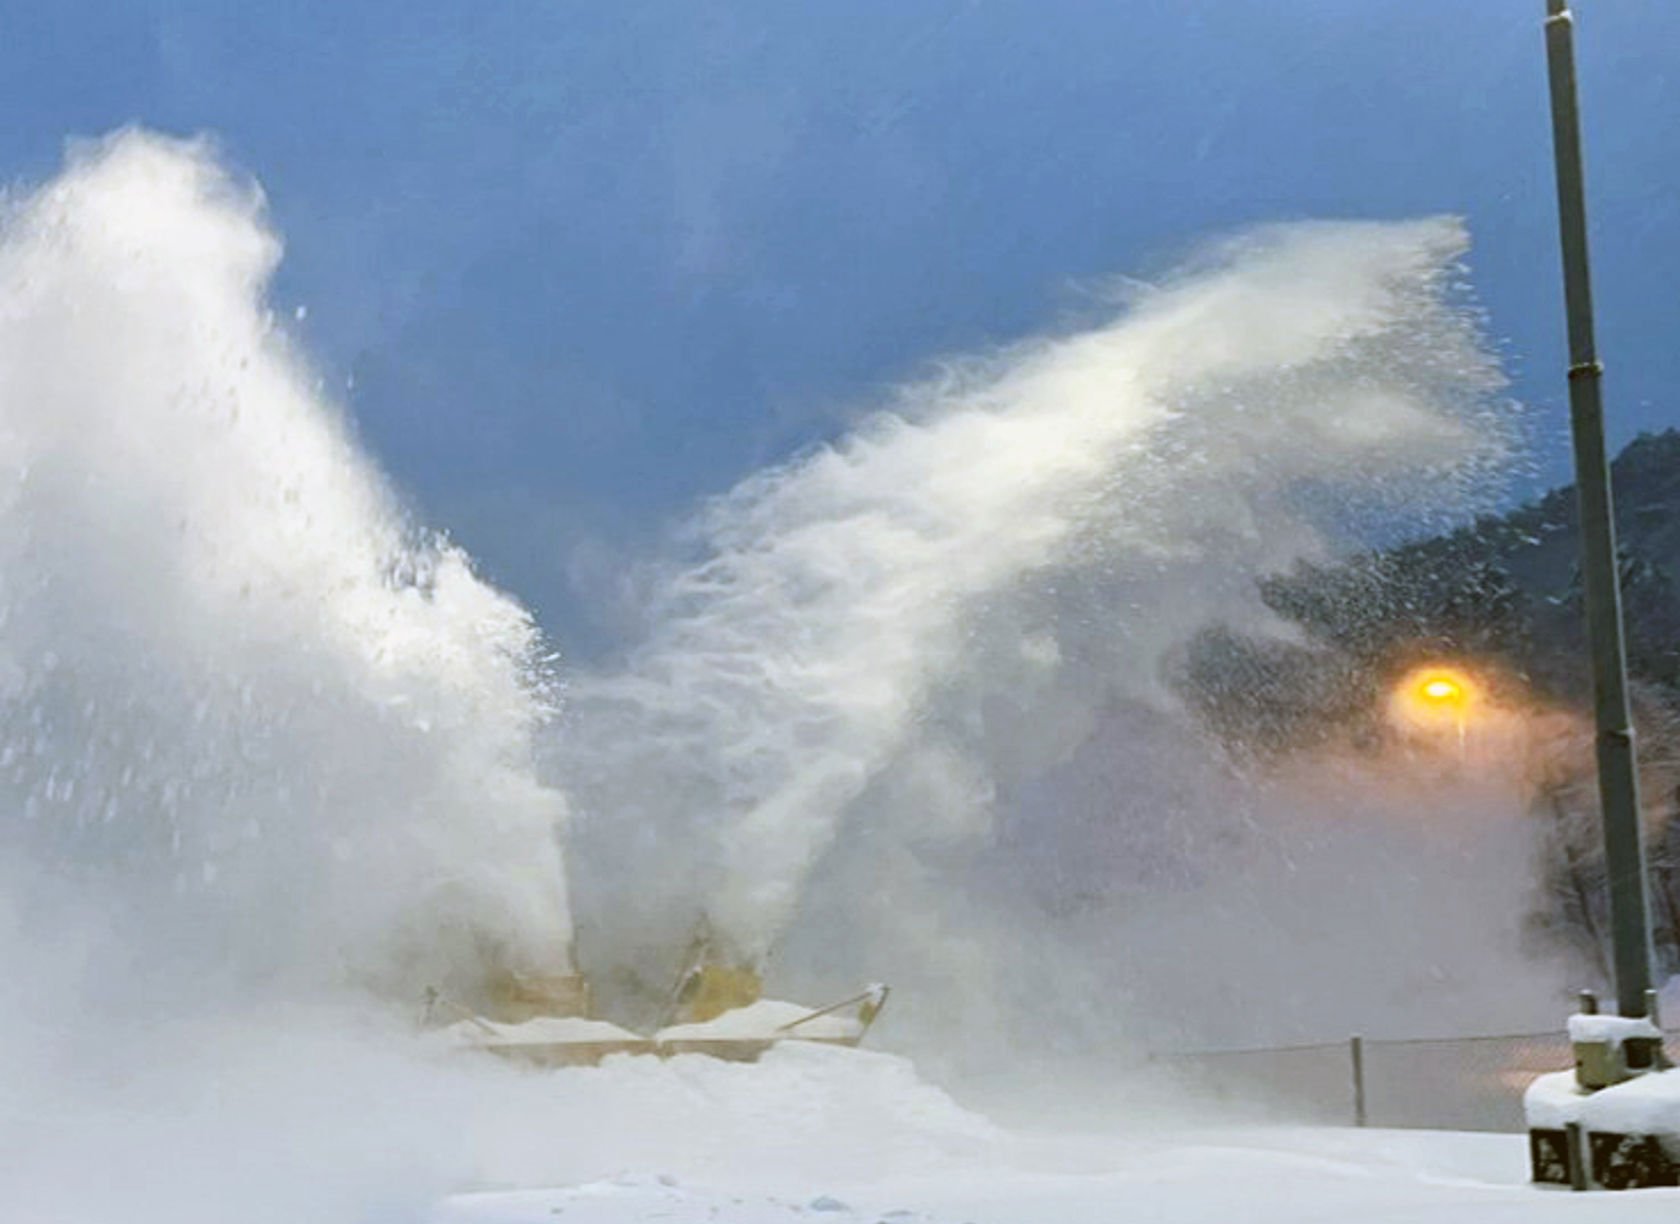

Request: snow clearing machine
left=426, top=922, right=889, bottom=1068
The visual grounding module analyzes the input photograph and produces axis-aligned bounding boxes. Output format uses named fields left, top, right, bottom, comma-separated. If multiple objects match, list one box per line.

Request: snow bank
left=1523, top=1070, right=1588, bottom=1130
left=434, top=1128, right=1595, bottom=1224
left=439, top=1040, right=1003, bottom=1204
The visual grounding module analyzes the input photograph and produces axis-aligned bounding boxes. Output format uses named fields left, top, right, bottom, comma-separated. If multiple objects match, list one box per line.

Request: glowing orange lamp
left=1418, top=674, right=1467, bottom=707
left=1390, top=665, right=1479, bottom=743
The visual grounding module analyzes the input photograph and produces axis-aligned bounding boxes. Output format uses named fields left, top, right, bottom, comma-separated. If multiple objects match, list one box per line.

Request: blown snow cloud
left=0, top=131, right=573, bottom=1005
left=561, top=216, right=1516, bottom=975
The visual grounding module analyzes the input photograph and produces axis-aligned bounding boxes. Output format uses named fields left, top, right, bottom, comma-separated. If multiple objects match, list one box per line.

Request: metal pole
left=1543, top=0, right=1655, bottom=1018
left=1350, top=1035, right=1367, bottom=1127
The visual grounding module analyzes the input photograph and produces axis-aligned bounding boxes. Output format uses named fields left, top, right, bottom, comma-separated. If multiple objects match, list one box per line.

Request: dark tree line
left=1178, top=430, right=1680, bottom=981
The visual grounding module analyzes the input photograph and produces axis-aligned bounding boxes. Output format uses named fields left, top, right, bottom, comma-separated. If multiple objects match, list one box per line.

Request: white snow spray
left=0, top=130, right=1568, bottom=1220
left=0, top=130, right=573, bottom=1012
left=560, top=213, right=1527, bottom=1022
left=0, top=128, right=625, bottom=1224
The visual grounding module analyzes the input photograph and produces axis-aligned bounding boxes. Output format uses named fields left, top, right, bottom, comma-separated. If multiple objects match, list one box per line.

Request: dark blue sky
left=4, top=1, right=1677, bottom=645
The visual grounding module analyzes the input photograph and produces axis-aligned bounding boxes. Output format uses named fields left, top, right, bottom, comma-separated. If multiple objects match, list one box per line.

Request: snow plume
left=0, top=130, right=572, bottom=1010
left=0, top=130, right=995, bottom=1224
left=562, top=216, right=1519, bottom=999
left=0, top=128, right=1558, bottom=1218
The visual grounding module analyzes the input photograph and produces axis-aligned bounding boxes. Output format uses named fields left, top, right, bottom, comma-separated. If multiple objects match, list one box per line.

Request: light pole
left=1543, top=0, right=1655, bottom=1020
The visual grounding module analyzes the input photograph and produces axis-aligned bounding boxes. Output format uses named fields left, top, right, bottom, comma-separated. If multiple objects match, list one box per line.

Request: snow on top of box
left=1580, top=1068, right=1680, bottom=1136
left=1565, top=1012, right=1663, bottom=1046
left=1522, top=1069, right=1588, bottom=1129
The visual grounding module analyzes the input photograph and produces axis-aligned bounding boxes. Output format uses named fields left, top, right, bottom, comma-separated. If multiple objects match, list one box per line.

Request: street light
left=1421, top=678, right=1461, bottom=702
left=1544, top=0, right=1654, bottom=1022
left=1390, top=665, right=1479, bottom=751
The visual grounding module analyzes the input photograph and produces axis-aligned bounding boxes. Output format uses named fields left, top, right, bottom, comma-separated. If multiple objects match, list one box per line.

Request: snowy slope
left=426, top=1043, right=1680, bottom=1224
left=434, top=1128, right=1680, bottom=1224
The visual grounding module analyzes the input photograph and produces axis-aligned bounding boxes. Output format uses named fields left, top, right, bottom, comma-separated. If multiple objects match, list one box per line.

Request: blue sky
left=4, top=1, right=1678, bottom=645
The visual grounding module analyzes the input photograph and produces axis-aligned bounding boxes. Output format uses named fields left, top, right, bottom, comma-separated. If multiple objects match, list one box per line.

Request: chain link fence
left=1153, top=1030, right=1615, bottom=1132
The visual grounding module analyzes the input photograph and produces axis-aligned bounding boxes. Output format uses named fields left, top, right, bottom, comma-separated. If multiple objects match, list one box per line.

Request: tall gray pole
left=1543, top=0, right=1655, bottom=1018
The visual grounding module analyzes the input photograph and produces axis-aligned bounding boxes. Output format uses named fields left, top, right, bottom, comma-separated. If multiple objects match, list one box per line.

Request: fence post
left=1350, top=1035, right=1367, bottom=1127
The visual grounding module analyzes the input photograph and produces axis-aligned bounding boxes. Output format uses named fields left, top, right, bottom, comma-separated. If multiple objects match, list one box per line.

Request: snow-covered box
left=1525, top=1007, right=1678, bottom=1190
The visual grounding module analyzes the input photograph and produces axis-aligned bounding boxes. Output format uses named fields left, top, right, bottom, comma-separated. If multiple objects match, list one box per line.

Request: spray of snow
left=561, top=215, right=1523, bottom=1010
left=0, top=130, right=1004, bottom=1224
left=0, top=130, right=572, bottom=1011
left=0, top=130, right=1570, bottom=1221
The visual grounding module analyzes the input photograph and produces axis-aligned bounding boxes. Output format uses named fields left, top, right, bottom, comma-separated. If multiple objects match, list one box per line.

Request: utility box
left=1574, top=1041, right=1619, bottom=1091
left=1569, top=1010, right=1665, bottom=1090
left=1527, top=996, right=1679, bottom=1190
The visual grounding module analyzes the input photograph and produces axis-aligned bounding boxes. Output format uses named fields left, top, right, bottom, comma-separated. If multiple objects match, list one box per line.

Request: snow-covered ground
left=433, top=1126, right=1679, bottom=1224
left=424, top=1043, right=1680, bottom=1224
